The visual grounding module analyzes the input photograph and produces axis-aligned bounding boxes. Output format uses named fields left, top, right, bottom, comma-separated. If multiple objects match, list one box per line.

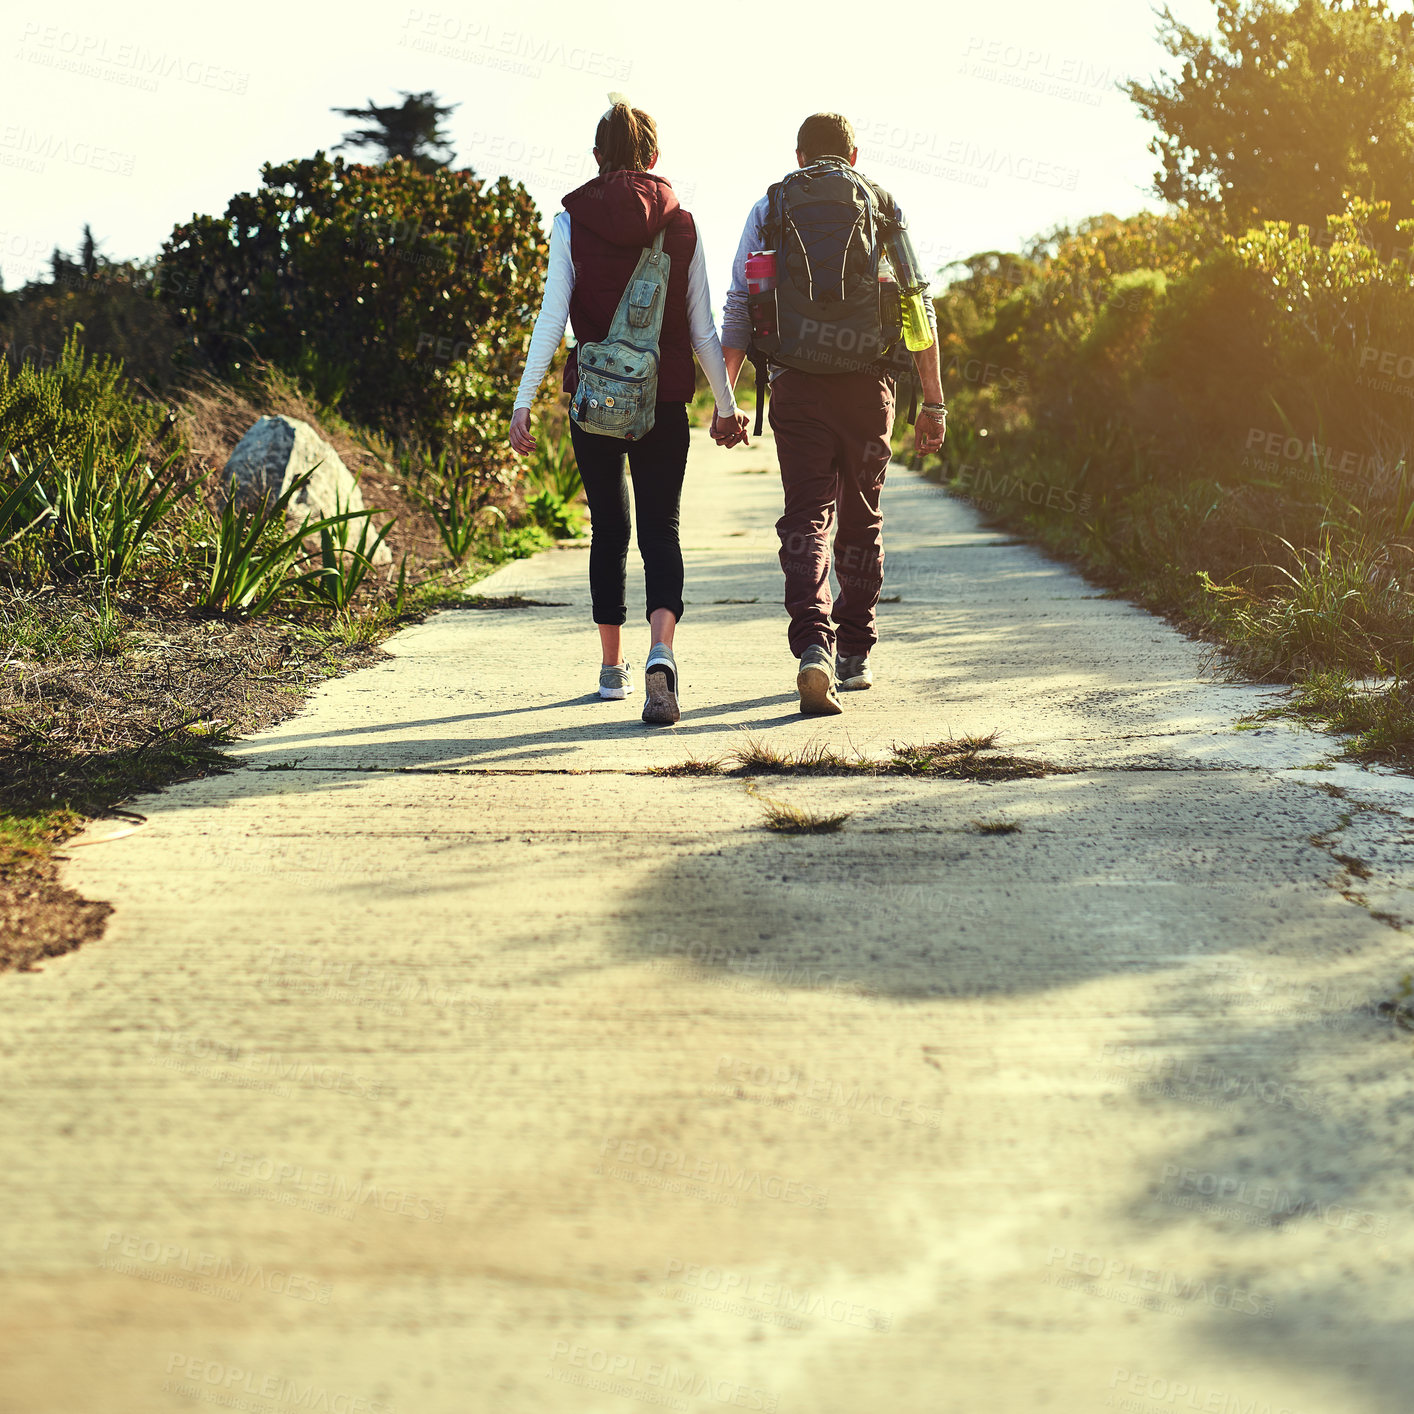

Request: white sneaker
left=599, top=661, right=630, bottom=700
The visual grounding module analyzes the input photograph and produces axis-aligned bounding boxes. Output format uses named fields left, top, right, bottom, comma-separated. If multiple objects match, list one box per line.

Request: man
left=718, top=112, right=946, bottom=715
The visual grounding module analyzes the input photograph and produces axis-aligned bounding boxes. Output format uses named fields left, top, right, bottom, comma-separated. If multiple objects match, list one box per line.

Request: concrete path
left=5, top=430, right=1414, bottom=1414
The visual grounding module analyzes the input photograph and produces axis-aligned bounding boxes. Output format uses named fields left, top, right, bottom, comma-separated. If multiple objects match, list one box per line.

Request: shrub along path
left=4, top=430, right=1414, bottom=1412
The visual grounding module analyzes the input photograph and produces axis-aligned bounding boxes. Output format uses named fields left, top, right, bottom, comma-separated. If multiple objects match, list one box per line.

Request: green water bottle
left=900, top=287, right=933, bottom=353
left=884, top=220, right=935, bottom=353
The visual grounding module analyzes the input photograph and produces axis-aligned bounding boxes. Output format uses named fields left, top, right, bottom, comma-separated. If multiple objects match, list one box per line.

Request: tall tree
left=1128, top=0, right=1414, bottom=233
left=333, top=91, right=458, bottom=171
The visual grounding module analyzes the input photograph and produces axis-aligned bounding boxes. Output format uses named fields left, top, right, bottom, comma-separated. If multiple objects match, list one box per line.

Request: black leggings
left=569, top=401, right=689, bottom=626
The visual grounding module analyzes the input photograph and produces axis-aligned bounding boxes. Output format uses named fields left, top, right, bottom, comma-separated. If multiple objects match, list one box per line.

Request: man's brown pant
left=768, top=368, right=896, bottom=659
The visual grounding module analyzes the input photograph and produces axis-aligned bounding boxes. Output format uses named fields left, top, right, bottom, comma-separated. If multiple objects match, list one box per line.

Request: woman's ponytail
left=595, top=100, right=658, bottom=173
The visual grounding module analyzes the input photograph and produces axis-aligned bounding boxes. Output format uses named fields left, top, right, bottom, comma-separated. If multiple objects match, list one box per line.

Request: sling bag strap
left=603, top=228, right=668, bottom=348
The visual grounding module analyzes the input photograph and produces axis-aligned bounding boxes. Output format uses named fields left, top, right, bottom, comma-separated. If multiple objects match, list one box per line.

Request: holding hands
left=711, top=409, right=751, bottom=449
left=514, top=407, right=752, bottom=454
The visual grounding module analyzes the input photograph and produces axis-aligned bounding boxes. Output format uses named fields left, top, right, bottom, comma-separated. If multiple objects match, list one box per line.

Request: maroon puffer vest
left=561, top=171, right=698, bottom=404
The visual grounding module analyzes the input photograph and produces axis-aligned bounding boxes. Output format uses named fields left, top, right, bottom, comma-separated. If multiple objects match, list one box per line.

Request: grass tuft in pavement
left=745, top=782, right=851, bottom=834
left=731, top=736, right=870, bottom=774
left=660, top=733, right=1058, bottom=782
left=1286, top=671, right=1414, bottom=766
left=648, top=755, right=726, bottom=777
left=887, top=737, right=1056, bottom=782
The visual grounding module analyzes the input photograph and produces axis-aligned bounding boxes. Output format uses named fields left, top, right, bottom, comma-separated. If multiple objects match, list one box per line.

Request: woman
left=509, top=99, right=748, bottom=725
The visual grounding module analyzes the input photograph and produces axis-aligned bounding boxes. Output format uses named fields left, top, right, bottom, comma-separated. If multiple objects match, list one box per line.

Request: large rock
left=220, top=415, right=391, bottom=564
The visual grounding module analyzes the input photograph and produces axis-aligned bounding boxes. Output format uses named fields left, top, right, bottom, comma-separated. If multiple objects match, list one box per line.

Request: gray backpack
left=760, top=159, right=895, bottom=375
left=570, top=229, right=670, bottom=442
left=744, top=158, right=913, bottom=433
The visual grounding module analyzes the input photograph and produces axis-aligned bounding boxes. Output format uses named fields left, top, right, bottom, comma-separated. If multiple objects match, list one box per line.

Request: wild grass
left=525, top=423, right=582, bottom=502
left=745, top=782, right=851, bottom=834
left=304, top=492, right=393, bottom=611
left=648, top=755, right=726, bottom=777
left=406, top=450, right=487, bottom=564
left=197, top=472, right=366, bottom=615
left=7, top=437, right=197, bottom=586
left=969, top=817, right=1022, bottom=834
left=730, top=735, right=870, bottom=774
left=887, top=736, right=1056, bottom=781
left=1288, top=671, right=1414, bottom=764
left=0, top=453, right=55, bottom=550
left=1200, top=532, right=1414, bottom=682
left=0, top=589, right=125, bottom=661
left=654, top=732, right=1058, bottom=781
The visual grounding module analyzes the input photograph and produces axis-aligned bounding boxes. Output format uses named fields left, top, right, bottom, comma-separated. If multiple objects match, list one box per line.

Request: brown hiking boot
left=797, top=646, right=843, bottom=716
left=836, top=654, right=873, bottom=690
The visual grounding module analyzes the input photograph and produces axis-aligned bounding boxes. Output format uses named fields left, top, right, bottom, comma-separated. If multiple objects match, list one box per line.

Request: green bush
left=158, top=152, right=547, bottom=482
left=0, top=327, right=175, bottom=467
left=526, top=488, right=582, bottom=539
left=0, top=258, right=190, bottom=394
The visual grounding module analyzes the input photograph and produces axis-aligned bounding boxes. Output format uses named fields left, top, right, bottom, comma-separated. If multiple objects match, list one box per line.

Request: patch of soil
left=0, top=589, right=387, bottom=975
left=0, top=851, right=111, bottom=973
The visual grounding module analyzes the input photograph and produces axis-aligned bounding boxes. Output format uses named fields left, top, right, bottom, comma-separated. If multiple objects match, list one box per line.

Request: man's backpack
left=746, top=158, right=914, bottom=434
left=570, top=229, right=669, bottom=442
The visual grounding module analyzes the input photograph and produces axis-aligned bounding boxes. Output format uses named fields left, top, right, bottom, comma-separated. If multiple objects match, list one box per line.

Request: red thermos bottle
left=745, top=250, right=777, bottom=341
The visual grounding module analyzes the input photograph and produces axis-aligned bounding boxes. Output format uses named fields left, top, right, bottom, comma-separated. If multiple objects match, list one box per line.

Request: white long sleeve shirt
left=513, top=210, right=739, bottom=416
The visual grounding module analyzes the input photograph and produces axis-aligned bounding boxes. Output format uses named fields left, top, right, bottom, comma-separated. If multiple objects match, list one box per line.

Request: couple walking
left=509, top=102, right=946, bottom=724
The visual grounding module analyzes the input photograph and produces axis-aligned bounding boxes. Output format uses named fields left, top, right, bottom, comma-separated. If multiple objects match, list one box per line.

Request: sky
left=1, top=0, right=1217, bottom=308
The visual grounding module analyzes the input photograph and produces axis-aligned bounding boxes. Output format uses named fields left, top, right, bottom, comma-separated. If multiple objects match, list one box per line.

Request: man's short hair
left=797, top=113, right=856, bottom=161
